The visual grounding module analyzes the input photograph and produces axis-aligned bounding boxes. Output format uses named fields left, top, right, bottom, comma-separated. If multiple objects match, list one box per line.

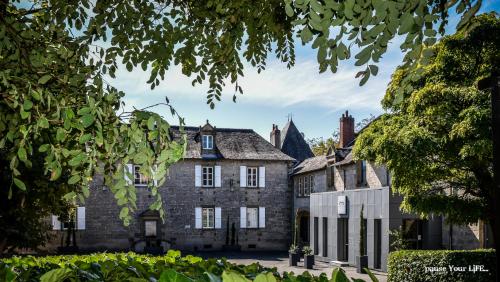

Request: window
left=202, top=135, right=213, bottom=149
left=247, top=167, right=258, bottom=187
left=308, top=175, right=314, bottom=195
left=202, top=166, right=214, bottom=187
left=304, top=176, right=309, bottom=195
left=144, top=220, right=157, bottom=237
left=134, top=165, right=149, bottom=186
left=246, top=207, right=259, bottom=228
left=298, top=177, right=303, bottom=196
left=202, top=207, right=215, bottom=229
left=357, top=160, right=367, bottom=186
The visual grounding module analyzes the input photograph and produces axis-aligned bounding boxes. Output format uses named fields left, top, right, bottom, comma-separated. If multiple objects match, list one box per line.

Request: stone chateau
left=48, top=112, right=493, bottom=271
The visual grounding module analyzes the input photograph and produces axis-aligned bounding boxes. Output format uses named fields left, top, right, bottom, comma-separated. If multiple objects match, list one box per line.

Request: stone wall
left=47, top=159, right=292, bottom=252
left=333, top=162, right=388, bottom=191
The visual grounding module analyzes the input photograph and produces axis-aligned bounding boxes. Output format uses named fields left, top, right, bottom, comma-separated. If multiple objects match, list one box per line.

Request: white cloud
left=110, top=41, right=404, bottom=115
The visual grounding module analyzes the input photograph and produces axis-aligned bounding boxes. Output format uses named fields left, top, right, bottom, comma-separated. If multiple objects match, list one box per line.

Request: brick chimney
left=270, top=124, right=281, bottom=149
left=339, top=110, right=355, bottom=148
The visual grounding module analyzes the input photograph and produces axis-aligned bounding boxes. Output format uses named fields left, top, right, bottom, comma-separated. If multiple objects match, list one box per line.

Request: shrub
left=0, top=251, right=381, bottom=282
left=388, top=249, right=496, bottom=282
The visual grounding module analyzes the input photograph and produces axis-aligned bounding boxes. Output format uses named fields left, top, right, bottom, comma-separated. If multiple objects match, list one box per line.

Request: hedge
left=388, top=249, right=496, bottom=282
left=0, top=250, right=380, bottom=282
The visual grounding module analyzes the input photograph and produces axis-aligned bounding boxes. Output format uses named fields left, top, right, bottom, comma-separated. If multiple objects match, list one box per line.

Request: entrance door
left=322, top=217, right=328, bottom=257
left=314, top=217, right=319, bottom=255
left=337, top=218, right=349, bottom=261
left=299, top=213, right=310, bottom=244
left=374, top=219, right=381, bottom=269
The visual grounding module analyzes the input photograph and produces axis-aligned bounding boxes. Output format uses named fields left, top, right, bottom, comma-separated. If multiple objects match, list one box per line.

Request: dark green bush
left=388, top=249, right=496, bottom=282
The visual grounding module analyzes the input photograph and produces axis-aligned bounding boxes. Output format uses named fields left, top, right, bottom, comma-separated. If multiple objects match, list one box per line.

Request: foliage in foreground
left=387, top=249, right=496, bottom=282
left=0, top=251, right=380, bottom=282
left=354, top=13, right=499, bottom=228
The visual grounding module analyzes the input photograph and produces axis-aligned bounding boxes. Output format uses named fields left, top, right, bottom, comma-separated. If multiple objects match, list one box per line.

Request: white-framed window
left=202, top=207, right=215, bottom=229
left=246, top=207, right=259, bottom=228
left=144, top=220, right=157, bottom=237
left=202, top=166, right=214, bottom=187
left=202, top=135, right=214, bottom=149
left=134, top=165, right=149, bottom=186
left=309, top=175, right=314, bottom=194
left=52, top=207, right=85, bottom=231
left=247, top=167, right=258, bottom=187
left=298, top=177, right=303, bottom=196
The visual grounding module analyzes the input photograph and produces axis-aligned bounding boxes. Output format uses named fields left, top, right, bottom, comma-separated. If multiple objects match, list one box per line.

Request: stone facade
left=333, top=162, right=390, bottom=191
left=48, top=125, right=294, bottom=252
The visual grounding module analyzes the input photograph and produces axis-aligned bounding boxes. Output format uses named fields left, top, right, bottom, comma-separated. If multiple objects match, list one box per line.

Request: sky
left=112, top=1, right=500, bottom=141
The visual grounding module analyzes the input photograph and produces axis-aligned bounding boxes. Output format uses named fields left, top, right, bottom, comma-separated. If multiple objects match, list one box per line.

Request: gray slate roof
left=293, top=155, right=327, bottom=175
left=171, top=126, right=295, bottom=161
left=280, top=120, right=314, bottom=163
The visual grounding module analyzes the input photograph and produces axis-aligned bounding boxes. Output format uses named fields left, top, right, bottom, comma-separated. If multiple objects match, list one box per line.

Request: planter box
left=356, top=255, right=368, bottom=274
left=289, top=253, right=299, bottom=266
left=304, top=255, right=314, bottom=269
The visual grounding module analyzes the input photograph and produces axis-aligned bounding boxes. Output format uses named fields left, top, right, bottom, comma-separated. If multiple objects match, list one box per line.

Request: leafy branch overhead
left=15, top=0, right=482, bottom=110
left=286, top=0, right=483, bottom=86
left=0, top=2, right=186, bottom=226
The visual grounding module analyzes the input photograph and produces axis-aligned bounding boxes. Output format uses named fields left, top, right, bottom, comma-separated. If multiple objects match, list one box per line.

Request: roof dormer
left=199, top=120, right=217, bottom=158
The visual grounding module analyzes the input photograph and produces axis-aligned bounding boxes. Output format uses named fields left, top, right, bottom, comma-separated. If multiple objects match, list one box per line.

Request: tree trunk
left=0, top=237, right=7, bottom=255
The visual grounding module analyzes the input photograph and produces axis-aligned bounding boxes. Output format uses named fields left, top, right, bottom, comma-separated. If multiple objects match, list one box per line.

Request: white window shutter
left=195, top=207, right=202, bottom=229
left=214, top=166, right=222, bottom=187
left=51, top=215, right=61, bottom=230
left=240, top=166, right=247, bottom=187
left=259, top=166, right=266, bottom=188
left=259, top=207, right=266, bottom=228
left=240, top=207, right=247, bottom=228
left=124, top=164, right=133, bottom=185
left=77, top=207, right=86, bottom=230
left=195, top=165, right=202, bottom=187
left=151, top=165, right=158, bottom=186
left=215, top=207, right=222, bottom=229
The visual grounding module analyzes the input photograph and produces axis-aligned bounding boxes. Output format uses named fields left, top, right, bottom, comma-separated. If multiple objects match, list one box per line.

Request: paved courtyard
left=194, top=251, right=388, bottom=282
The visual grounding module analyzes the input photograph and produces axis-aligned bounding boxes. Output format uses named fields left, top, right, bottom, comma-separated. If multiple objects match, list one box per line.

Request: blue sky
left=114, top=2, right=500, bottom=141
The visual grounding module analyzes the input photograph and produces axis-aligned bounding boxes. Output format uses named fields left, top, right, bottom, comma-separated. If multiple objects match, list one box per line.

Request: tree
left=354, top=14, right=499, bottom=261
left=0, top=0, right=488, bottom=252
left=308, top=136, right=337, bottom=156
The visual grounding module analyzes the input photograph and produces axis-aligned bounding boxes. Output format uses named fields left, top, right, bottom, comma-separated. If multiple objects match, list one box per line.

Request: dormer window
left=202, top=135, right=213, bottom=149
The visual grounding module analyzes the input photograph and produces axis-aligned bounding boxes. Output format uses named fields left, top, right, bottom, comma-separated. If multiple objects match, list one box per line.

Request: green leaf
left=56, top=128, right=66, bottom=141
left=300, top=27, right=313, bottom=43
left=40, top=268, right=74, bottom=282
left=254, top=273, right=276, bottom=282
left=159, top=269, right=193, bottom=282
left=285, top=3, right=294, bottom=17
left=13, top=178, right=26, bottom=191
left=330, top=268, right=349, bottom=282
left=369, top=65, right=379, bottom=76
left=80, top=114, right=94, bottom=128
left=222, top=271, right=250, bottom=282
left=23, top=100, right=33, bottom=111
left=17, top=147, right=27, bottom=161
left=38, top=117, right=49, bottom=129
left=147, top=116, right=156, bottom=130
left=39, top=144, right=50, bottom=152
left=204, top=272, right=222, bottom=282
left=68, top=174, right=81, bottom=185
left=364, top=268, right=379, bottom=282
left=79, top=133, right=92, bottom=144
left=68, top=153, right=86, bottom=167
left=38, top=74, right=52, bottom=85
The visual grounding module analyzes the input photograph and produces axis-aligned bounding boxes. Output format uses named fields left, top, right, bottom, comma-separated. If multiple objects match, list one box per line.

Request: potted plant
left=356, top=204, right=368, bottom=273
left=302, top=246, right=314, bottom=269
left=288, top=244, right=300, bottom=266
